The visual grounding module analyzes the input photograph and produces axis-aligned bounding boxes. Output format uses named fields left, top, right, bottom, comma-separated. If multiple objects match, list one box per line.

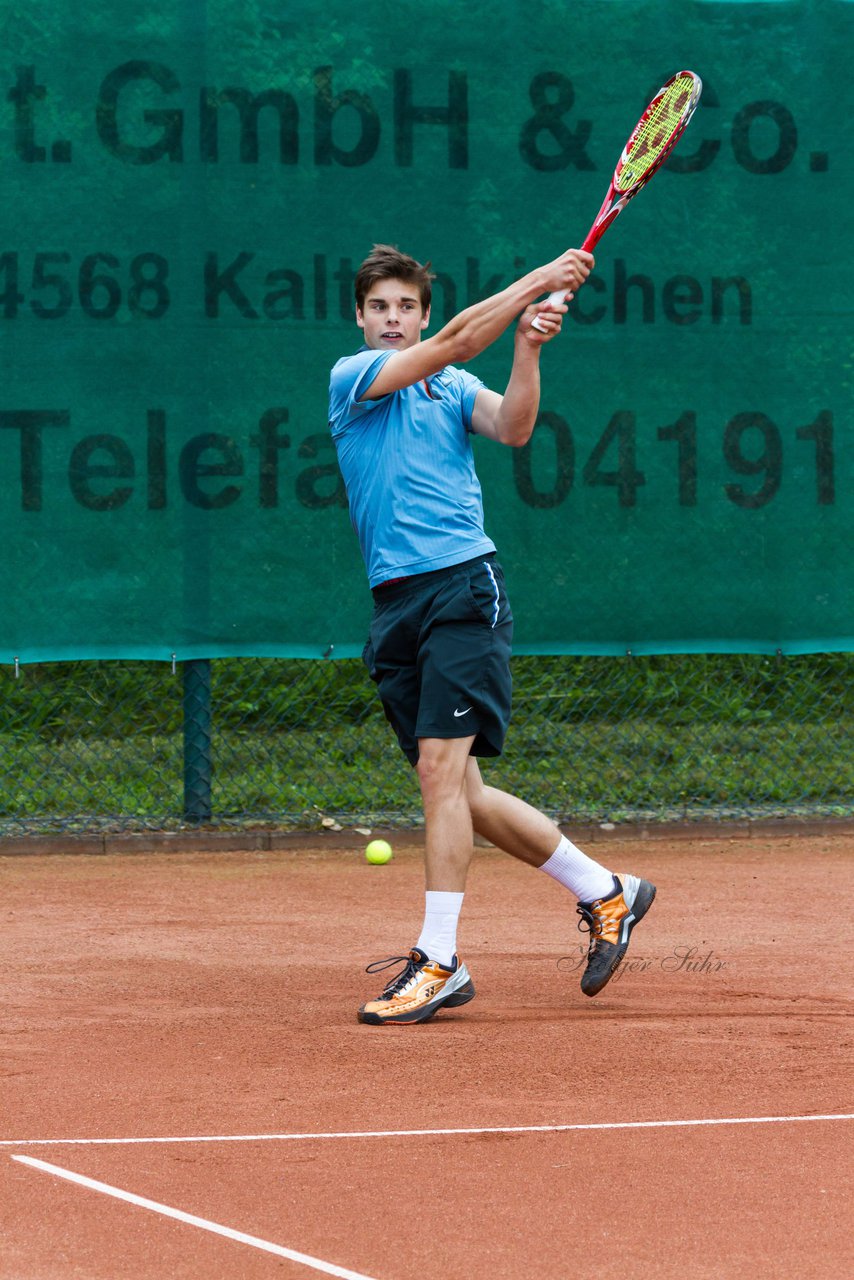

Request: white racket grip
left=531, top=289, right=568, bottom=333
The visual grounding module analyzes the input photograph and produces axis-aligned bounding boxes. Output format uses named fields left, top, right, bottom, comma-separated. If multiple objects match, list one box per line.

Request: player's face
left=356, top=278, right=430, bottom=350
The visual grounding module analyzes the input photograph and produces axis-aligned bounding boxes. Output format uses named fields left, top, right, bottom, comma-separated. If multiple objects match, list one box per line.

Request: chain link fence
left=1, top=654, right=851, bottom=837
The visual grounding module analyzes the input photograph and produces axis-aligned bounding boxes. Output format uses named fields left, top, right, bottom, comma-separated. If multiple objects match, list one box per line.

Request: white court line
left=12, top=1155, right=380, bottom=1280
left=2, top=1112, right=853, bottom=1148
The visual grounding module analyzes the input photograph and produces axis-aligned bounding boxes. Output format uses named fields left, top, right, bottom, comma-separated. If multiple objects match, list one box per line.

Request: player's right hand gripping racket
left=531, top=69, right=703, bottom=332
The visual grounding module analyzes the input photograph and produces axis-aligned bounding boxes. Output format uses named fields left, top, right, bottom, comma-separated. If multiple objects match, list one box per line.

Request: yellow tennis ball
left=365, top=839, right=393, bottom=865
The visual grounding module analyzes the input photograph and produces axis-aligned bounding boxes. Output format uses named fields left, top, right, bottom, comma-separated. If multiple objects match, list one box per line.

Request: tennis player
left=329, top=244, right=656, bottom=1025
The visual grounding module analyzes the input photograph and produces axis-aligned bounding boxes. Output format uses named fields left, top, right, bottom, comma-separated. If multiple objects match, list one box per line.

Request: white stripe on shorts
left=483, top=561, right=500, bottom=628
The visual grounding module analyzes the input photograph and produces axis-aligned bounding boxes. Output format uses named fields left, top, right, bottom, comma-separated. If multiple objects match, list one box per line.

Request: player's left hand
left=519, top=299, right=568, bottom=344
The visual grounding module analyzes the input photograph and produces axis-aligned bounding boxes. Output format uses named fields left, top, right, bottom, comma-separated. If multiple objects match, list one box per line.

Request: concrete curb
left=2, top=817, right=853, bottom=856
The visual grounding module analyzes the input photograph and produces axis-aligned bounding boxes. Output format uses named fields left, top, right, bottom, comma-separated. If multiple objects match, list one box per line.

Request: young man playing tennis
left=329, top=244, right=656, bottom=1025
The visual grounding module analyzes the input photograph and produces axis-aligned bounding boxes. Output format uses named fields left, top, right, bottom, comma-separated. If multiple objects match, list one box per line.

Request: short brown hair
left=354, top=244, right=434, bottom=312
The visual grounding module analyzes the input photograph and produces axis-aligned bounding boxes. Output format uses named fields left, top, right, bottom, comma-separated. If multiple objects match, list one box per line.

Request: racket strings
left=617, top=73, right=697, bottom=191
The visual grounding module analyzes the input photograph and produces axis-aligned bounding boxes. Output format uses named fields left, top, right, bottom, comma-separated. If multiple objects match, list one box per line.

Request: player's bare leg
left=465, top=758, right=656, bottom=996
left=356, top=735, right=477, bottom=1026
left=417, top=735, right=478, bottom=891
left=465, top=756, right=563, bottom=867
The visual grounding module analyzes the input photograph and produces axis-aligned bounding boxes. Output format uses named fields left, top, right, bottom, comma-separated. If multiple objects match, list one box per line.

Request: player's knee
left=416, top=744, right=468, bottom=806
left=416, top=753, right=453, bottom=800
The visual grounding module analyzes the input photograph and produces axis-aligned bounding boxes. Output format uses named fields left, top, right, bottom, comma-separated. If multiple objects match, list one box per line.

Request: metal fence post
left=183, top=658, right=212, bottom=823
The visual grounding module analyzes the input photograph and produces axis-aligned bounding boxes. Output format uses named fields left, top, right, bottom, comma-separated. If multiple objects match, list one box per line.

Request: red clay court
left=1, top=829, right=852, bottom=1278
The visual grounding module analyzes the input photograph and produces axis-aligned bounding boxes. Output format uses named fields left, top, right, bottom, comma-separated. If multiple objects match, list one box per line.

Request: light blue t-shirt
left=329, top=347, right=497, bottom=587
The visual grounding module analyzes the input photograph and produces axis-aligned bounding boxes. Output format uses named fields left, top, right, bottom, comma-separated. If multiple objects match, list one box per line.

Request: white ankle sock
left=539, top=836, right=616, bottom=903
left=416, top=891, right=464, bottom=968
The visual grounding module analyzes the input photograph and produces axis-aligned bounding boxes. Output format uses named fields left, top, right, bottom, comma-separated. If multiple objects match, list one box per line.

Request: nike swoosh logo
left=453, top=707, right=473, bottom=718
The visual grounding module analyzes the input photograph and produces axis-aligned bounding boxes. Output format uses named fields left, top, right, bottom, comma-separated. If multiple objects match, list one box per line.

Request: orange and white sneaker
left=577, top=873, right=657, bottom=997
left=358, top=948, right=476, bottom=1026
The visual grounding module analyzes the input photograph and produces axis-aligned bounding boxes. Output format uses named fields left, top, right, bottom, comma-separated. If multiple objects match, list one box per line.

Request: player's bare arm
left=358, top=249, right=593, bottom=402
left=470, top=303, right=570, bottom=446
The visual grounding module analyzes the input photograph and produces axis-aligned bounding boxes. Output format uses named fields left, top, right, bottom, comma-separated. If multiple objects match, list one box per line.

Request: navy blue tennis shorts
left=362, top=554, right=514, bottom=766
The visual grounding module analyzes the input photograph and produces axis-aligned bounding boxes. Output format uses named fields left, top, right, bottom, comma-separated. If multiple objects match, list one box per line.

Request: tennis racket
left=531, top=69, right=703, bottom=332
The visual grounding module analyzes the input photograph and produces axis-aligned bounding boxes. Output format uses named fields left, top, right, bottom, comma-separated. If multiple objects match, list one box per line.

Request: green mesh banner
left=1, top=0, right=852, bottom=661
